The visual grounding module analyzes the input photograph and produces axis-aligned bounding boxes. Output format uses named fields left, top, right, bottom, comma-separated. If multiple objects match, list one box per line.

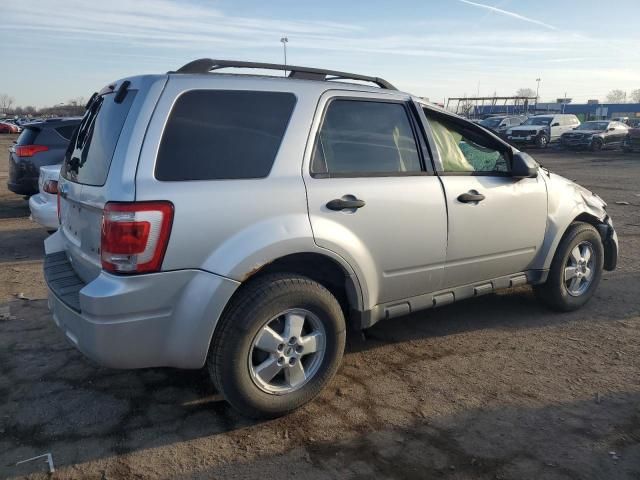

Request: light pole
left=280, top=36, right=288, bottom=76
left=535, top=78, right=541, bottom=107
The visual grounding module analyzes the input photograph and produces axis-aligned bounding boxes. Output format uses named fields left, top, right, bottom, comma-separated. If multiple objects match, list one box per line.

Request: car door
left=304, top=92, right=448, bottom=307
left=611, top=122, right=628, bottom=145
left=419, top=107, right=547, bottom=288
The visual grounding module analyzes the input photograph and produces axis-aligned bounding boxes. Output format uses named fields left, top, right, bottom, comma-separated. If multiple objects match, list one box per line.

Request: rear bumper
left=29, top=193, right=58, bottom=230
left=8, top=158, right=38, bottom=196
left=7, top=179, right=38, bottom=196
left=44, top=242, right=240, bottom=369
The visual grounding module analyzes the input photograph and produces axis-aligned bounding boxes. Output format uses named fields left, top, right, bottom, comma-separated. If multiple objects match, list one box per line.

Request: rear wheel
left=534, top=222, right=604, bottom=311
left=207, top=274, right=346, bottom=418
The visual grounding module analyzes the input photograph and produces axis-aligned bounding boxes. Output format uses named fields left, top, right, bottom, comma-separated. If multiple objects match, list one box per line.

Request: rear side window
left=55, top=125, right=77, bottom=140
left=62, top=91, right=137, bottom=186
left=311, top=99, right=422, bottom=176
left=155, top=90, right=296, bottom=181
left=16, top=127, right=39, bottom=145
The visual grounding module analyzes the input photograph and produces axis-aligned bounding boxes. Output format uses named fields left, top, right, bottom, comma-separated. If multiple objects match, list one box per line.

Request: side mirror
left=551, top=122, right=560, bottom=127
left=608, top=127, right=615, bottom=131
left=511, top=152, right=538, bottom=179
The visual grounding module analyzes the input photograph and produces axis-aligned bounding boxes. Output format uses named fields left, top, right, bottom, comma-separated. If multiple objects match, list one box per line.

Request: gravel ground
left=1, top=133, right=639, bottom=480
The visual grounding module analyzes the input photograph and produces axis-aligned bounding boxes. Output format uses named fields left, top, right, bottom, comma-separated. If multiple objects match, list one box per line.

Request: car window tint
left=156, top=90, right=295, bottom=181
left=55, top=125, right=77, bottom=140
left=425, top=111, right=509, bottom=173
left=311, top=99, right=421, bottom=175
left=16, top=127, right=39, bottom=145
left=62, top=91, right=137, bottom=186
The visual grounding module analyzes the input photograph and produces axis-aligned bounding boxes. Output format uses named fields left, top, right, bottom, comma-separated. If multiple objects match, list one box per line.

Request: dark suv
left=7, top=117, right=80, bottom=196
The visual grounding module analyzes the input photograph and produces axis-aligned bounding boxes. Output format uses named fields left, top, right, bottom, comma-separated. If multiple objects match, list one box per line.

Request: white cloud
left=458, top=0, right=559, bottom=30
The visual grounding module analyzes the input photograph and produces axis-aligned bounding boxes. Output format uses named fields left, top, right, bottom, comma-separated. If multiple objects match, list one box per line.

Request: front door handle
left=326, top=197, right=366, bottom=211
left=457, top=191, right=485, bottom=203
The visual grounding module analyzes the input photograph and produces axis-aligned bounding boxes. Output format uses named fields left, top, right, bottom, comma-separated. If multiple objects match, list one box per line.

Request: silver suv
left=45, top=59, right=618, bottom=418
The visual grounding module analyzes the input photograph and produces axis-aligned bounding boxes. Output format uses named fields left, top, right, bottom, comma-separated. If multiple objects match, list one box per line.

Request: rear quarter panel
left=135, top=76, right=326, bottom=281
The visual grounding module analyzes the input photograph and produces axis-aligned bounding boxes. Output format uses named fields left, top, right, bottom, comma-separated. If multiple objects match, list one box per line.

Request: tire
left=535, top=134, right=549, bottom=149
left=207, top=274, right=346, bottom=418
left=534, top=222, right=604, bottom=312
left=591, top=138, right=603, bottom=151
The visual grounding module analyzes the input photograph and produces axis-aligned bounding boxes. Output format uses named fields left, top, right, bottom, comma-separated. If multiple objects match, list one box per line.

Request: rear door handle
left=326, top=198, right=366, bottom=211
left=457, top=191, right=485, bottom=203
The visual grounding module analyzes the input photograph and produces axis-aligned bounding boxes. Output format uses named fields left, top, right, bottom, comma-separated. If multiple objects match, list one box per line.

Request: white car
left=29, top=164, right=60, bottom=231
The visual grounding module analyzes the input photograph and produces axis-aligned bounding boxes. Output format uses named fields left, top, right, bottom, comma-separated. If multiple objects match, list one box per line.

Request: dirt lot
left=1, top=133, right=639, bottom=480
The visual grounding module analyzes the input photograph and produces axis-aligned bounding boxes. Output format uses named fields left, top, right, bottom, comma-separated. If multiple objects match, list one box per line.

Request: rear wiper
left=114, top=80, right=131, bottom=104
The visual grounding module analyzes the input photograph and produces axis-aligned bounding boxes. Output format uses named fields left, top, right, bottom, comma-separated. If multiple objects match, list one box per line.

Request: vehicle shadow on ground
left=0, top=227, right=49, bottom=263
left=0, top=273, right=638, bottom=478
left=193, top=392, right=640, bottom=480
left=349, top=273, right=637, bottom=354
left=0, top=197, right=30, bottom=220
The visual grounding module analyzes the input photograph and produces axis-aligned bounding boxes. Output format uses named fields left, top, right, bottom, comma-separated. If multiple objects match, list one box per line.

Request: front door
left=420, top=108, right=547, bottom=288
left=304, top=93, right=448, bottom=308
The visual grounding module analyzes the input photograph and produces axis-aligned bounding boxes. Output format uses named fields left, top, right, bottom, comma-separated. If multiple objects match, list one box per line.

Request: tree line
left=0, top=94, right=86, bottom=118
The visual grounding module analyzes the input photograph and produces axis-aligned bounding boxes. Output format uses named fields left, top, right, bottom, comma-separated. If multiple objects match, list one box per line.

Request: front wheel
left=591, top=138, right=603, bottom=151
left=207, top=274, right=346, bottom=418
left=534, top=222, right=604, bottom=311
left=535, top=134, right=549, bottom=149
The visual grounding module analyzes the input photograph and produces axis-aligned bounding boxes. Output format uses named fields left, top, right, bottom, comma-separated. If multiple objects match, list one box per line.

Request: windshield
left=523, top=117, right=552, bottom=126
left=576, top=121, right=608, bottom=131
left=479, top=118, right=502, bottom=128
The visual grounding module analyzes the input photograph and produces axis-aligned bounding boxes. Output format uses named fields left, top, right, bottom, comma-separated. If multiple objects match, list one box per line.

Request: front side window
left=424, top=111, right=509, bottom=173
left=156, top=90, right=296, bottom=181
left=311, top=99, right=422, bottom=176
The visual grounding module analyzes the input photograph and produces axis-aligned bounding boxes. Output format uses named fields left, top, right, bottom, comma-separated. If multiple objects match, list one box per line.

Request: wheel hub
left=564, top=241, right=595, bottom=296
left=248, top=308, right=326, bottom=395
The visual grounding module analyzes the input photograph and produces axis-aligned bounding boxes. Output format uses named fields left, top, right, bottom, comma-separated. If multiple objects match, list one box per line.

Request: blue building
left=474, top=102, right=640, bottom=121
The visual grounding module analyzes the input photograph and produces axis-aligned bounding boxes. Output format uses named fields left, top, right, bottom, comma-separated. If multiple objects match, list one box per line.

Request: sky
left=1, top=0, right=639, bottom=107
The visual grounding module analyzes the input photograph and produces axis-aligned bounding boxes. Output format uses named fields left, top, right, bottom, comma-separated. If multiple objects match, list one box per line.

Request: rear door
left=58, top=83, right=140, bottom=282
left=304, top=91, right=448, bottom=307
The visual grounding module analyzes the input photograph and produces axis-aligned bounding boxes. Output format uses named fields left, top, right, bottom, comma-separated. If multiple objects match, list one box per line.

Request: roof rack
left=170, top=59, right=397, bottom=90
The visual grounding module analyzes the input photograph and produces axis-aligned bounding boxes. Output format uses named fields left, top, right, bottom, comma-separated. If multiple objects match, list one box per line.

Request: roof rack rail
left=170, top=58, right=397, bottom=90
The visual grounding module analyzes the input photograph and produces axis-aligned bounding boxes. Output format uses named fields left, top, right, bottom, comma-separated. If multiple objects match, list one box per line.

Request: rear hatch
left=58, top=82, right=140, bottom=283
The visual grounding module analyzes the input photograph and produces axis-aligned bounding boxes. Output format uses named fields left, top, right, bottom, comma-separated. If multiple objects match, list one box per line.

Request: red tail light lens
left=43, top=180, right=58, bottom=194
left=101, top=201, right=174, bottom=274
left=15, top=145, right=49, bottom=157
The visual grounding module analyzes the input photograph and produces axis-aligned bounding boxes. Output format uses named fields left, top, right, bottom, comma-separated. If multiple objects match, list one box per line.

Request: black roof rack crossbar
left=171, top=58, right=397, bottom=90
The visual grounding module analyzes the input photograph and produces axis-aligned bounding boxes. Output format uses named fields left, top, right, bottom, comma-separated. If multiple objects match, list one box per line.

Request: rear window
left=61, top=91, right=137, bottom=186
left=16, top=127, right=40, bottom=145
left=155, top=90, right=296, bottom=181
left=55, top=125, right=77, bottom=140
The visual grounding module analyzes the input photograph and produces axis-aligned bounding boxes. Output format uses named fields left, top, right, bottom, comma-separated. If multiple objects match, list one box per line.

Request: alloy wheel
left=564, top=241, right=595, bottom=296
left=248, top=308, right=326, bottom=394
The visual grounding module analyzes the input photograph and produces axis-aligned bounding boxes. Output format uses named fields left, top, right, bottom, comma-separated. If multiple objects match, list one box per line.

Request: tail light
left=15, top=145, right=49, bottom=157
left=101, top=201, right=174, bottom=274
left=43, top=180, right=58, bottom=194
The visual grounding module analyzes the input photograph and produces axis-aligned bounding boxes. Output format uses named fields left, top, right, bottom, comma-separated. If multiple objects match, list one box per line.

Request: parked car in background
left=506, top=114, right=580, bottom=148
left=561, top=121, right=629, bottom=151
left=29, top=164, right=61, bottom=231
left=478, top=115, right=527, bottom=136
left=623, top=125, right=640, bottom=153
left=7, top=117, right=80, bottom=196
left=0, top=121, right=20, bottom=134
left=45, top=59, right=617, bottom=418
